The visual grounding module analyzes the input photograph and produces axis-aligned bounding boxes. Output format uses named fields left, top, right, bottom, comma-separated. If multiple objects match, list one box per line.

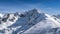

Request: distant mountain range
left=0, top=9, right=60, bottom=34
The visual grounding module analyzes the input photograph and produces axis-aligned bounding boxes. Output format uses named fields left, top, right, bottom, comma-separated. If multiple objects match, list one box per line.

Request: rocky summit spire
left=19, top=8, right=40, bottom=17
left=25, top=8, right=40, bottom=16
left=31, top=8, right=41, bottom=13
left=29, top=8, right=38, bottom=13
left=31, top=8, right=37, bottom=12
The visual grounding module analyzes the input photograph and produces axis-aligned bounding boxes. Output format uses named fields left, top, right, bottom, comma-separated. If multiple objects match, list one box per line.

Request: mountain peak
left=29, top=8, right=41, bottom=13
left=0, top=9, right=60, bottom=34
left=31, top=8, right=37, bottom=12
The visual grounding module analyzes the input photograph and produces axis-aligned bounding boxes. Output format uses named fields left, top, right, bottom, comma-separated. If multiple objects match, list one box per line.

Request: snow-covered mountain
left=0, top=9, right=60, bottom=34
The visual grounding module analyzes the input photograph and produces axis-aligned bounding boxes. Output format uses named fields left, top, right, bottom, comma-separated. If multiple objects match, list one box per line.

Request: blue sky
left=0, top=0, right=60, bottom=15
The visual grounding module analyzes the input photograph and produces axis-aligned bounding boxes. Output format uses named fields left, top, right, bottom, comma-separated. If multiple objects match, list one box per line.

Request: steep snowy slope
left=0, top=9, right=60, bottom=34
left=22, top=14, right=60, bottom=34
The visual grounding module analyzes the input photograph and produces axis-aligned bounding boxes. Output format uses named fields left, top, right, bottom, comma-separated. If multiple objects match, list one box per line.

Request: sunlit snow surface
left=0, top=9, right=60, bottom=34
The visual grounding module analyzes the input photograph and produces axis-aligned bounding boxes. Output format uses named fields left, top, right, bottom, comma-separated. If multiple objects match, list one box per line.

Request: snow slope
left=23, top=14, right=60, bottom=34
